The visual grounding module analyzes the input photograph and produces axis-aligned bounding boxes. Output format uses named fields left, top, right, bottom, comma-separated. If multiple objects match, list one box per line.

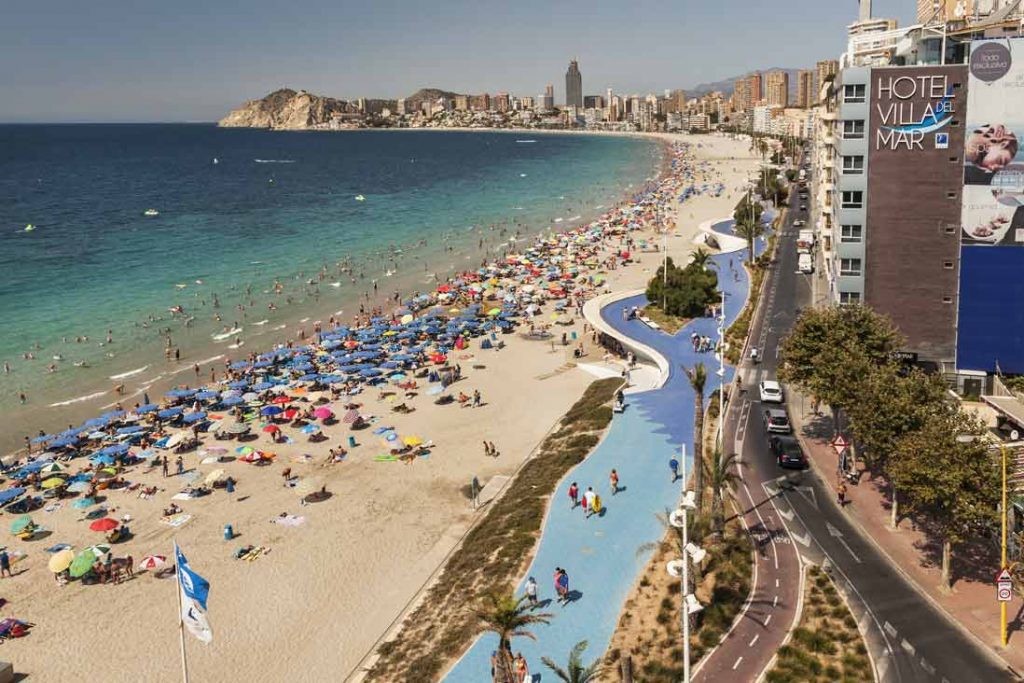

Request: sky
left=0, top=0, right=914, bottom=123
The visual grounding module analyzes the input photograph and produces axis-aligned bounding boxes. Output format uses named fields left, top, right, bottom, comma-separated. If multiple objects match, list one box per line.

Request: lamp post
left=716, top=289, right=726, bottom=447
left=666, top=444, right=706, bottom=683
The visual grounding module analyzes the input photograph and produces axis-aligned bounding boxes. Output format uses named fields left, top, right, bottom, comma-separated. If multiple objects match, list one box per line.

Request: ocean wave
left=49, top=390, right=107, bottom=407
left=254, top=159, right=296, bottom=164
left=109, top=365, right=148, bottom=380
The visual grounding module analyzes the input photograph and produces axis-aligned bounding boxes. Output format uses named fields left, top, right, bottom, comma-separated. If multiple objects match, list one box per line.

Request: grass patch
left=764, top=565, right=872, bottom=683
left=640, top=305, right=690, bottom=335
left=365, top=378, right=622, bottom=683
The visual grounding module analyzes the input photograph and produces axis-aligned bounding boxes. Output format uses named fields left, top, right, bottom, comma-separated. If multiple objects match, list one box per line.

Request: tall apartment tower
left=733, top=73, right=762, bottom=111
left=765, top=71, right=790, bottom=107
left=796, top=69, right=815, bottom=107
left=815, top=59, right=839, bottom=96
left=565, top=59, right=583, bottom=108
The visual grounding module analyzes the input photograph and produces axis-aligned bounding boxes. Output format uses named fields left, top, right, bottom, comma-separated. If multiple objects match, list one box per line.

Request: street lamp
left=665, top=445, right=707, bottom=683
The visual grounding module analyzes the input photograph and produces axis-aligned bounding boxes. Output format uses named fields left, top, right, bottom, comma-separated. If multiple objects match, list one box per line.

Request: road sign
left=997, top=568, right=1013, bottom=603
left=831, top=435, right=849, bottom=456
left=997, top=568, right=1012, bottom=582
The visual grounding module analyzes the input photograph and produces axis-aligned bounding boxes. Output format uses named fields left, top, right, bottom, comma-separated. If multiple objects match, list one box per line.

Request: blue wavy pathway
left=444, top=218, right=767, bottom=681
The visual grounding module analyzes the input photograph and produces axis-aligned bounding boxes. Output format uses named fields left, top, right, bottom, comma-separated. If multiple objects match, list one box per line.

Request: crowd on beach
left=0, top=140, right=738, bottom=658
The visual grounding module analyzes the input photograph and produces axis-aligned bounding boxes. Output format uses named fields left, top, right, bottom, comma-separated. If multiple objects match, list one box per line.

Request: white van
left=798, top=253, right=813, bottom=274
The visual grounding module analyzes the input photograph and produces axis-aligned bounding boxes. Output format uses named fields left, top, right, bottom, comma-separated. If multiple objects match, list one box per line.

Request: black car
left=769, top=435, right=806, bottom=469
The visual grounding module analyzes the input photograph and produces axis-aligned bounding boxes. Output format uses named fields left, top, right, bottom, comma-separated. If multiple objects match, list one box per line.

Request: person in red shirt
left=567, top=482, right=579, bottom=509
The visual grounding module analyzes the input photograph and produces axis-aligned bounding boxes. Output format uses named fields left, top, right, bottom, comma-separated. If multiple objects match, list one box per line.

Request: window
left=943, top=261, right=954, bottom=269
left=843, top=84, right=866, bottom=103
left=841, top=191, right=863, bottom=209
left=839, top=258, right=862, bottom=276
left=943, top=296, right=954, bottom=304
left=842, top=120, right=865, bottom=139
left=839, top=291, right=862, bottom=305
left=842, top=155, right=865, bottom=175
left=840, top=224, right=863, bottom=242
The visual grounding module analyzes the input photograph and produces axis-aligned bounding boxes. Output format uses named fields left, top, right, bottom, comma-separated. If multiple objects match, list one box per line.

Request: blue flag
left=175, top=543, right=212, bottom=643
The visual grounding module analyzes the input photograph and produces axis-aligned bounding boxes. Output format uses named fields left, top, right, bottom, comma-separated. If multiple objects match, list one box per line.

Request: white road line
left=900, top=639, right=915, bottom=656
left=883, top=621, right=898, bottom=639
left=775, top=578, right=779, bottom=588
left=920, top=658, right=935, bottom=675
left=763, top=614, right=772, bottom=626
left=773, top=595, right=778, bottom=607
left=732, top=656, right=743, bottom=671
left=749, top=634, right=759, bottom=647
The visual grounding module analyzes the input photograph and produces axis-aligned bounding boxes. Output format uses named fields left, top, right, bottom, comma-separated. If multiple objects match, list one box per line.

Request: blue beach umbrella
left=195, top=391, right=219, bottom=400
left=49, top=437, right=80, bottom=449
left=252, top=382, right=274, bottom=391
left=182, top=412, right=208, bottom=424
left=220, top=396, right=244, bottom=407
left=136, top=403, right=159, bottom=414
left=157, top=407, right=183, bottom=419
left=260, top=406, right=283, bottom=416
left=0, top=488, right=26, bottom=506
left=116, top=425, right=144, bottom=435
left=30, top=435, right=53, bottom=445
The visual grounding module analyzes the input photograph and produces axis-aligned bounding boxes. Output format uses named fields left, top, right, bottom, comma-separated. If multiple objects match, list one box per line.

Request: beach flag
left=174, top=543, right=213, bottom=643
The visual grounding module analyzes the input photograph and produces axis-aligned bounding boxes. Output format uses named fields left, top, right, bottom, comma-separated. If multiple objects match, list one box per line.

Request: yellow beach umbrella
left=41, top=477, right=65, bottom=490
left=49, top=548, right=75, bottom=573
left=204, top=469, right=226, bottom=486
left=400, top=314, right=414, bottom=324
left=403, top=436, right=423, bottom=447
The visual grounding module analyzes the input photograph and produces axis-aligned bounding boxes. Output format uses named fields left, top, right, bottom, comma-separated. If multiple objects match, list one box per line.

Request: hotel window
left=839, top=291, right=862, bottom=305
left=841, top=191, right=863, bottom=209
left=842, top=120, right=865, bottom=139
left=839, top=258, right=862, bottom=276
left=842, top=156, right=865, bottom=175
left=843, top=84, right=866, bottom=103
left=840, top=224, right=863, bottom=242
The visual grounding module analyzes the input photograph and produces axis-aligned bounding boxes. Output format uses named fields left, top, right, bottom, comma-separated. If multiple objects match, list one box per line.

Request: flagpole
left=174, top=542, right=190, bottom=683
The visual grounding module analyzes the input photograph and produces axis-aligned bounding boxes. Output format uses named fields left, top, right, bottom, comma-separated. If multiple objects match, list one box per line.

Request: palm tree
left=706, top=447, right=744, bottom=536
left=734, top=217, right=764, bottom=265
left=689, top=247, right=715, bottom=271
left=476, top=592, right=552, bottom=683
left=541, top=640, right=602, bottom=683
left=685, top=363, right=707, bottom=513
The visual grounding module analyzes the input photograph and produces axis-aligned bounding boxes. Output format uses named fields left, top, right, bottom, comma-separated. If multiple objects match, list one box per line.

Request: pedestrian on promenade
left=568, top=482, right=579, bottom=509
left=514, top=652, right=529, bottom=683
left=525, top=576, right=539, bottom=607
left=584, top=487, right=596, bottom=518
left=610, top=468, right=620, bottom=495
left=837, top=481, right=847, bottom=507
left=669, top=456, right=680, bottom=482
left=554, top=567, right=570, bottom=604
left=580, top=488, right=589, bottom=516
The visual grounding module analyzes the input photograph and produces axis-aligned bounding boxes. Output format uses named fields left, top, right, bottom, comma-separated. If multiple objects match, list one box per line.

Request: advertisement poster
left=961, top=185, right=1024, bottom=245
left=964, top=39, right=1024, bottom=191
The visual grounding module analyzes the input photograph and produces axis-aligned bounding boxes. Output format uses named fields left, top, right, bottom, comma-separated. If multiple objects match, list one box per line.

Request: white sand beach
left=0, top=133, right=759, bottom=682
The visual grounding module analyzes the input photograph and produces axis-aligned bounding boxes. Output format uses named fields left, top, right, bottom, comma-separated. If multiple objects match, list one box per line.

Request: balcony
left=821, top=110, right=837, bottom=121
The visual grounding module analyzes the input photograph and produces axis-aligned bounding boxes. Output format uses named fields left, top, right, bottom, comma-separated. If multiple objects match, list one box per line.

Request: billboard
left=958, top=38, right=1024, bottom=372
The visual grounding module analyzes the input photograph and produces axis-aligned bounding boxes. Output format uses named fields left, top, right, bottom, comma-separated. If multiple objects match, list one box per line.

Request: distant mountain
left=688, top=68, right=802, bottom=100
left=218, top=88, right=395, bottom=130
left=401, top=88, right=463, bottom=113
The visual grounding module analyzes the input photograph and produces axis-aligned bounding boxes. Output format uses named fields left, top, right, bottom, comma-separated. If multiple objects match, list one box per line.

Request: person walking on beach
left=0, top=549, right=11, bottom=578
left=568, top=482, right=579, bottom=509
left=669, top=455, right=680, bottom=482
left=524, top=576, right=539, bottom=607
left=583, top=487, right=596, bottom=518
left=610, top=469, right=620, bottom=495
left=472, top=389, right=481, bottom=408
left=175, top=456, right=184, bottom=476
left=161, top=456, right=169, bottom=478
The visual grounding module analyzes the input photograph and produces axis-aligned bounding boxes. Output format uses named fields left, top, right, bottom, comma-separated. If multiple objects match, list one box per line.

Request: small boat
left=24, top=224, right=34, bottom=232
left=354, top=195, right=366, bottom=202
left=144, top=209, right=159, bottom=217
left=213, top=157, right=219, bottom=164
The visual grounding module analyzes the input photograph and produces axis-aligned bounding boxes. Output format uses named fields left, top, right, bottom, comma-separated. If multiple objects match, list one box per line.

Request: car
left=759, top=380, right=784, bottom=403
left=800, top=204, right=807, bottom=210
left=763, top=408, right=792, bottom=434
left=770, top=435, right=806, bottom=468
left=793, top=219, right=805, bottom=227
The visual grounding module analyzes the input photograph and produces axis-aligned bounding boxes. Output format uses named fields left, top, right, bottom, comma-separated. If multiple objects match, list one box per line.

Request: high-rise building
left=796, top=70, right=815, bottom=108
left=454, top=95, right=469, bottom=111
left=583, top=95, right=604, bottom=110
left=520, top=95, right=535, bottom=110
left=733, top=73, right=762, bottom=111
left=766, top=71, right=790, bottom=108
left=916, top=0, right=978, bottom=23
left=493, top=92, right=510, bottom=113
left=539, top=86, right=555, bottom=111
left=469, top=94, right=490, bottom=111
left=565, top=59, right=583, bottom=108
left=815, top=59, right=839, bottom=96
left=665, top=88, right=687, bottom=113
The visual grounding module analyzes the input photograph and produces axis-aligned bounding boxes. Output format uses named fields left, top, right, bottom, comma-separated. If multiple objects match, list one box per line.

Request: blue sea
left=0, top=124, right=659, bottom=449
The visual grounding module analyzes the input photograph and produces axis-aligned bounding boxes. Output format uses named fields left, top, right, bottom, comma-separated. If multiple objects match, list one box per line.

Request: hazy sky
left=1, top=0, right=914, bottom=123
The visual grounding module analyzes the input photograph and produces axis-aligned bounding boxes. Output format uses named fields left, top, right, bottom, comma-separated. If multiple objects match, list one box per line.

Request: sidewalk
left=788, top=391, right=1024, bottom=674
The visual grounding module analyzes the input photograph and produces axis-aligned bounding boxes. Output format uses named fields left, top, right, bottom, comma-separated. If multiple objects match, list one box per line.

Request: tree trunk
left=713, top=493, right=724, bottom=537
left=941, top=538, right=952, bottom=592
left=693, top=395, right=705, bottom=512
left=890, top=486, right=899, bottom=530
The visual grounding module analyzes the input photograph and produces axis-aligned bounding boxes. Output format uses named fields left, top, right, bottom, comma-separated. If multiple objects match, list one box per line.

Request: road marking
left=732, top=656, right=743, bottom=671
left=883, top=621, right=897, bottom=638
left=920, top=658, right=935, bottom=675
left=790, top=531, right=810, bottom=548
left=825, top=522, right=862, bottom=563
left=900, top=639, right=915, bottom=656
left=775, top=578, right=779, bottom=588
left=773, top=595, right=778, bottom=607
left=763, top=614, right=772, bottom=626
left=748, top=634, right=759, bottom=647
left=776, top=506, right=794, bottom=522
left=794, top=486, right=818, bottom=510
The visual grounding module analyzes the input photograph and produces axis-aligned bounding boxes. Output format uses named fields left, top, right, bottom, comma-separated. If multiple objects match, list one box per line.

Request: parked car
left=793, top=219, right=805, bottom=227
left=763, top=408, right=792, bottom=434
left=800, top=204, right=807, bottom=211
left=759, top=380, right=784, bottom=403
left=769, top=435, right=806, bottom=468
left=798, top=253, right=814, bottom=274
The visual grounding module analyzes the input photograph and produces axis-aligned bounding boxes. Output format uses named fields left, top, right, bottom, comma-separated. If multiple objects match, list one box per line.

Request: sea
left=0, top=124, right=660, bottom=451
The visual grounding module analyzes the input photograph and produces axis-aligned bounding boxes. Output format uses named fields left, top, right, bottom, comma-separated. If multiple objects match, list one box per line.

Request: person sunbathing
left=163, top=503, right=182, bottom=517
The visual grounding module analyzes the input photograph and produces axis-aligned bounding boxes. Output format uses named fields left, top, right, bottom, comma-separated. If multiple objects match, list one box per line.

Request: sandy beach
left=0, top=132, right=759, bottom=682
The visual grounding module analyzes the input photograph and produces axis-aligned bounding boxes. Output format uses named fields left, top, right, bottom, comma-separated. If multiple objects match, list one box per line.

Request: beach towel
left=45, top=543, right=72, bottom=554
left=374, top=455, right=398, bottom=462
left=272, top=515, right=305, bottom=527
left=44, top=502, right=62, bottom=514
left=160, top=513, right=192, bottom=528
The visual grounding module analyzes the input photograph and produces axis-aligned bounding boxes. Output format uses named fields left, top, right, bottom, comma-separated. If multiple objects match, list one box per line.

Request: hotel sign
left=874, top=74, right=957, bottom=151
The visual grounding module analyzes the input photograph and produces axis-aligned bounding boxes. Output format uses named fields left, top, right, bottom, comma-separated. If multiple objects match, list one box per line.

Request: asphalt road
left=733, top=164, right=1016, bottom=683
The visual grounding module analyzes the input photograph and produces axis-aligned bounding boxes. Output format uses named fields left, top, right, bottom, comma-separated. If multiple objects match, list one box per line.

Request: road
left=712, top=160, right=1016, bottom=682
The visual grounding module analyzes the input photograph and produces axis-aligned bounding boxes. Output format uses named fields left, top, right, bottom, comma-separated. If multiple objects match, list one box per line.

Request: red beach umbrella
left=262, top=425, right=281, bottom=433
left=89, top=518, right=119, bottom=532
left=271, top=396, right=291, bottom=405
left=313, top=406, right=334, bottom=420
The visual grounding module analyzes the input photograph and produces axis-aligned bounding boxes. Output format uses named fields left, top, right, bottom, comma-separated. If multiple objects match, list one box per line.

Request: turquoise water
left=0, top=125, right=658, bottom=448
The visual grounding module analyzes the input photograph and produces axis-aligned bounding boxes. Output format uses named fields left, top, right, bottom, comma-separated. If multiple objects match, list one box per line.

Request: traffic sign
left=997, top=568, right=1012, bottom=582
left=997, top=568, right=1013, bottom=603
left=830, top=435, right=849, bottom=456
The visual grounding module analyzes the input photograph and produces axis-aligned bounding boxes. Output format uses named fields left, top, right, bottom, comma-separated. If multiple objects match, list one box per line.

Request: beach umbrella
left=69, top=551, right=96, bottom=578
left=220, top=396, right=244, bottom=407
left=40, top=477, right=65, bottom=490
left=260, top=406, right=283, bottom=417
left=9, top=515, right=34, bottom=534
left=85, top=544, right=111, bottom=558
left=0, top=488, right=25, bottom=506
left=182, top=412, right=207, bottom=424
left=313, top=406, right=333, bottom=420
left=300, top=424, right=320, bottom=434
left=157, top=407, right=183, bottom=420
left=66, top=481, right=90, bottom=494
left=138, top=555, right=167, bottom=571
left=282, top=408, right=300, bottom=420
left=224, top=422, right=250, bottom=435
left=403, top=436, right=424, bottom=447
left=39, top=462, right=64, bottom=475
left=165, top=432, right=187, bottom=449
left=89, top=518, right=119, bottom=532
left=271, top=395, right=291, bottom=404
left=236, top=446, right=254, bottom=456
left=48, top=549, right=75, bottom=573
left=72, top=497, right=96, bottom=509
left=136, top=403, right=159, bottom=414
left=262, top=425, right=281, bottom=434
left=204, top=469, right=225, bottom=486
left=195, top=391, right=219, bottom=400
